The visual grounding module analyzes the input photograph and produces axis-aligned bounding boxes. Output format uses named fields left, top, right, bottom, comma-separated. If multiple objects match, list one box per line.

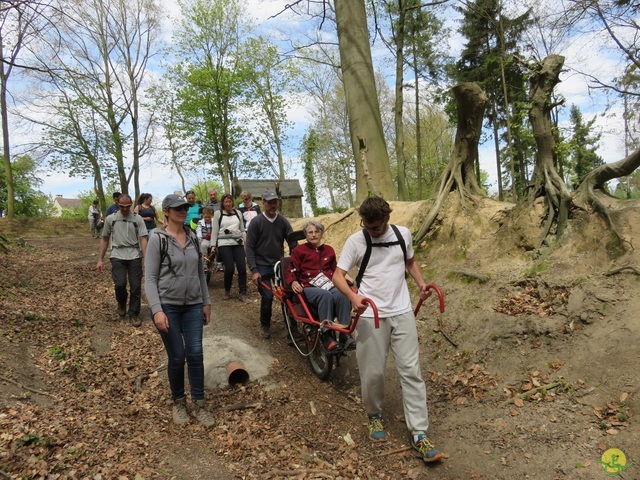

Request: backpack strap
left=155, top=227, right=199, bottom=276
left=355, top=224, right=407, bottom=289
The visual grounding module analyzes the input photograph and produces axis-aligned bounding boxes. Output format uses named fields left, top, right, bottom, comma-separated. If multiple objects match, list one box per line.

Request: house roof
left=232, top=179, right=303, bottom=199
left=55, top=197, right=83, bottom=210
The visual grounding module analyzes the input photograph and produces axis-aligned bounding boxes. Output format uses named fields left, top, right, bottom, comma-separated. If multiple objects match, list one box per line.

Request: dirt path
left=1, top=233, right=639, bottom=479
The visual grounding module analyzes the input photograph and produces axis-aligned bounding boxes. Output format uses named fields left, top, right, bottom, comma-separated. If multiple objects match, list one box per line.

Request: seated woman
left=284, top=220, right=353, bottom=352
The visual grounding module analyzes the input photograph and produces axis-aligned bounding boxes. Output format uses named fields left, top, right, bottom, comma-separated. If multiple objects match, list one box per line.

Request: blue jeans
left=256, top=265, right=275, bottom=327
left=156, top=303, right=205, bottom=401
left=110, top=257, right=142, bottom=316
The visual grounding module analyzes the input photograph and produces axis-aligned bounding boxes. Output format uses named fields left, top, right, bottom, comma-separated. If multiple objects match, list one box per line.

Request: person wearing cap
left=97, top=193, right=148, bottom=327
left=245, top=189, right=298, bottom=338
left=144, top=193, right=214, bottom=428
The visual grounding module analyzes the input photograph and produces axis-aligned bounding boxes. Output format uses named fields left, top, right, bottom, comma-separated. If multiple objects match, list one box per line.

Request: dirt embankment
left=1, top=198, right=640, bottom=479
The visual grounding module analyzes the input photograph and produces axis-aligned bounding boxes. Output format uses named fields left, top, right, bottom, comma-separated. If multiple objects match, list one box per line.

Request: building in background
left=52, top=195, right=83, bottom=217
left=232, top=179, right=303, bottom=218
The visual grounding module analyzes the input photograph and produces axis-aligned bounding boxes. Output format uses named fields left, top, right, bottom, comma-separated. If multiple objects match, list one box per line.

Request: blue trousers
left=157, top=303, right=205, bottom=401
left=302, top=286, right=351, bottom=328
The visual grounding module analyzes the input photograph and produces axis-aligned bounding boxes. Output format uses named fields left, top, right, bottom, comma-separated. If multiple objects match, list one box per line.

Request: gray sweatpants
left=355, top=310, right=429, bottom=436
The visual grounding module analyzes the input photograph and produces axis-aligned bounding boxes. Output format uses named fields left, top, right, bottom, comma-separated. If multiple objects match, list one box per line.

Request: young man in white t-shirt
left=333, top=196, right=443, bottom=463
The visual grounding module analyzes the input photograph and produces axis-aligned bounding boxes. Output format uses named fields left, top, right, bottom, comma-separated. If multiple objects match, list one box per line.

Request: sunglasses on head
left=185, top=190, right=195, bottom=195
left=172, top=204, right=189, bottom=212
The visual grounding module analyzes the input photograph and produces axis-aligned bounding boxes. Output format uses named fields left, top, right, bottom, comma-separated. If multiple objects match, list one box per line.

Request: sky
left=22, top=0, right=632, bottom=206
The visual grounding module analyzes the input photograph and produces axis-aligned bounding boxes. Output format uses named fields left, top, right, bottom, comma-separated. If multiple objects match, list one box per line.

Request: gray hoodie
left=145, top=228, right=211, bottom=316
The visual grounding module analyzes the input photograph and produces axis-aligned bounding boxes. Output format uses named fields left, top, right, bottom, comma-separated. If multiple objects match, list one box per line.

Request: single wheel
left=281, top=303, right=298, bottom=343
left=306, top=327, right=333, bottom=380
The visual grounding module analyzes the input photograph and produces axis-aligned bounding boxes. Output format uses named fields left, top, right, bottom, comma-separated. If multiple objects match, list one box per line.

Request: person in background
left=203, top=189, right=220, bottom=212
left=245, top=190, right=298, bottom=338
left=88, top=200, right=102, bottom=239
left=211, top=194, right=250, bottom=303
left=184, top=190, right=202, bottom=230
left=333, top=196, right=443, bottom=462
left=135, top=193, right=161, bottom=236
left=196, top=207, right=214, bottom=259
left=144, top=194, right=214, bottom=428
left=238, top=191, right=261, bottom=230
left=97, top=193, right=148, bottom=328
left=284, top=220, right=353, bottom=351
left=104, top=192, right=121, bottom=218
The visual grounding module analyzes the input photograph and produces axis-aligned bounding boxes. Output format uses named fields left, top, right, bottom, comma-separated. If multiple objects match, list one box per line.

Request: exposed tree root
left=415, top=83, right=486, bottom=244
left=574, top=148, right=640, bottom=250
left=449, top=270, right=490, bottom=283
left=500, top=380, right=566, bottom=407
left=521, top=54, right=572, bottom=248
left=605, top=266, right=640, bottom=276
left=0, top=374, right=58, bottom=399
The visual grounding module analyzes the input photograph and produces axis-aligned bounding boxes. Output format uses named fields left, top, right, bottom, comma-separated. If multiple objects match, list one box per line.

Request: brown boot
left=172, top=397, right=189, bottom=425
left=193, top=399, right=214, bottom=428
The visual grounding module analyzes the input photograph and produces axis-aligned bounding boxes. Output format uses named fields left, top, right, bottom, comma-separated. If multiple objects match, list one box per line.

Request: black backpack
left=355, top=224, right=407, bottom=289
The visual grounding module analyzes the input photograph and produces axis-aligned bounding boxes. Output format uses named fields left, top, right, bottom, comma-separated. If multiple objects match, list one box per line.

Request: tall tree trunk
left=335, top=0, right=394, bottom=201
left=0, top=55, right=14, bottom=218
left=413, top=46, right=422, bottom=200
left=394, top=0, right=408, bottom=200
left=415, top=83, right=486, bottom=243
left=490, top=101, right=504, bottom=201
left=524, top=54, right=571, bottom=246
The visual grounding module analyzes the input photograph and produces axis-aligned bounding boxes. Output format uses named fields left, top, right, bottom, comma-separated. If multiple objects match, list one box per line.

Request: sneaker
left=368, top=414, right=386, bottom=442
left=260, top=324, right=271, bottom=339
left=339, top=333, right=357, bottom=351
left=222, top=290, right=231, bottom=300
left=216, top=262, right=224, bottom=272
left=172, top=397, right=189, bottom=425
left=239, top=294, right=252, bottom=304
left=322, top=331, right=339, bottom=352
left=412, top=434, right=442, bottom=463
left=129, top=315, right=142, bottom=327
left=193, top=399, right=215, bottom=428
left=117, top=303, right=126, bottom=317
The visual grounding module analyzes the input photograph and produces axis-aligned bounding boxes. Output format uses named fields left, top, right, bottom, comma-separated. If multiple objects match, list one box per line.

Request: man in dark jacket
left=245, top=190, right=297, bottom=338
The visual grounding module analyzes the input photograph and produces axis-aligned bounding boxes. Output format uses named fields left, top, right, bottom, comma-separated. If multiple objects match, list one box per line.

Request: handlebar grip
left=362, top=297, right=380, bottom=329
left=414, top=284, right=445, bottom=317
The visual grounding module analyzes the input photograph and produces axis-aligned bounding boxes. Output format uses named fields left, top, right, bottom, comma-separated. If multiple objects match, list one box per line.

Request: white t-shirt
left=337, top=225, right=414, bottom=317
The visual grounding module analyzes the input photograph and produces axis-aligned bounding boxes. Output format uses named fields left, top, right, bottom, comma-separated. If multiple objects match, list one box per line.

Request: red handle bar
left=414, top=284, right=445, bottom=317
left=260, top=281, right=380, bottom=331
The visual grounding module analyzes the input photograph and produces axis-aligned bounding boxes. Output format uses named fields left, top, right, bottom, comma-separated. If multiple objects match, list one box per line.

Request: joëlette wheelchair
left=261, top=232, right=446, bottom=380
left=261, top=254, right=378, bottom=380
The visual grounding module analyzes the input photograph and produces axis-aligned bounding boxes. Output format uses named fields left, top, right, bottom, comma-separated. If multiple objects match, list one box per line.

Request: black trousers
left=110, top=257, right=143, bottom=316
